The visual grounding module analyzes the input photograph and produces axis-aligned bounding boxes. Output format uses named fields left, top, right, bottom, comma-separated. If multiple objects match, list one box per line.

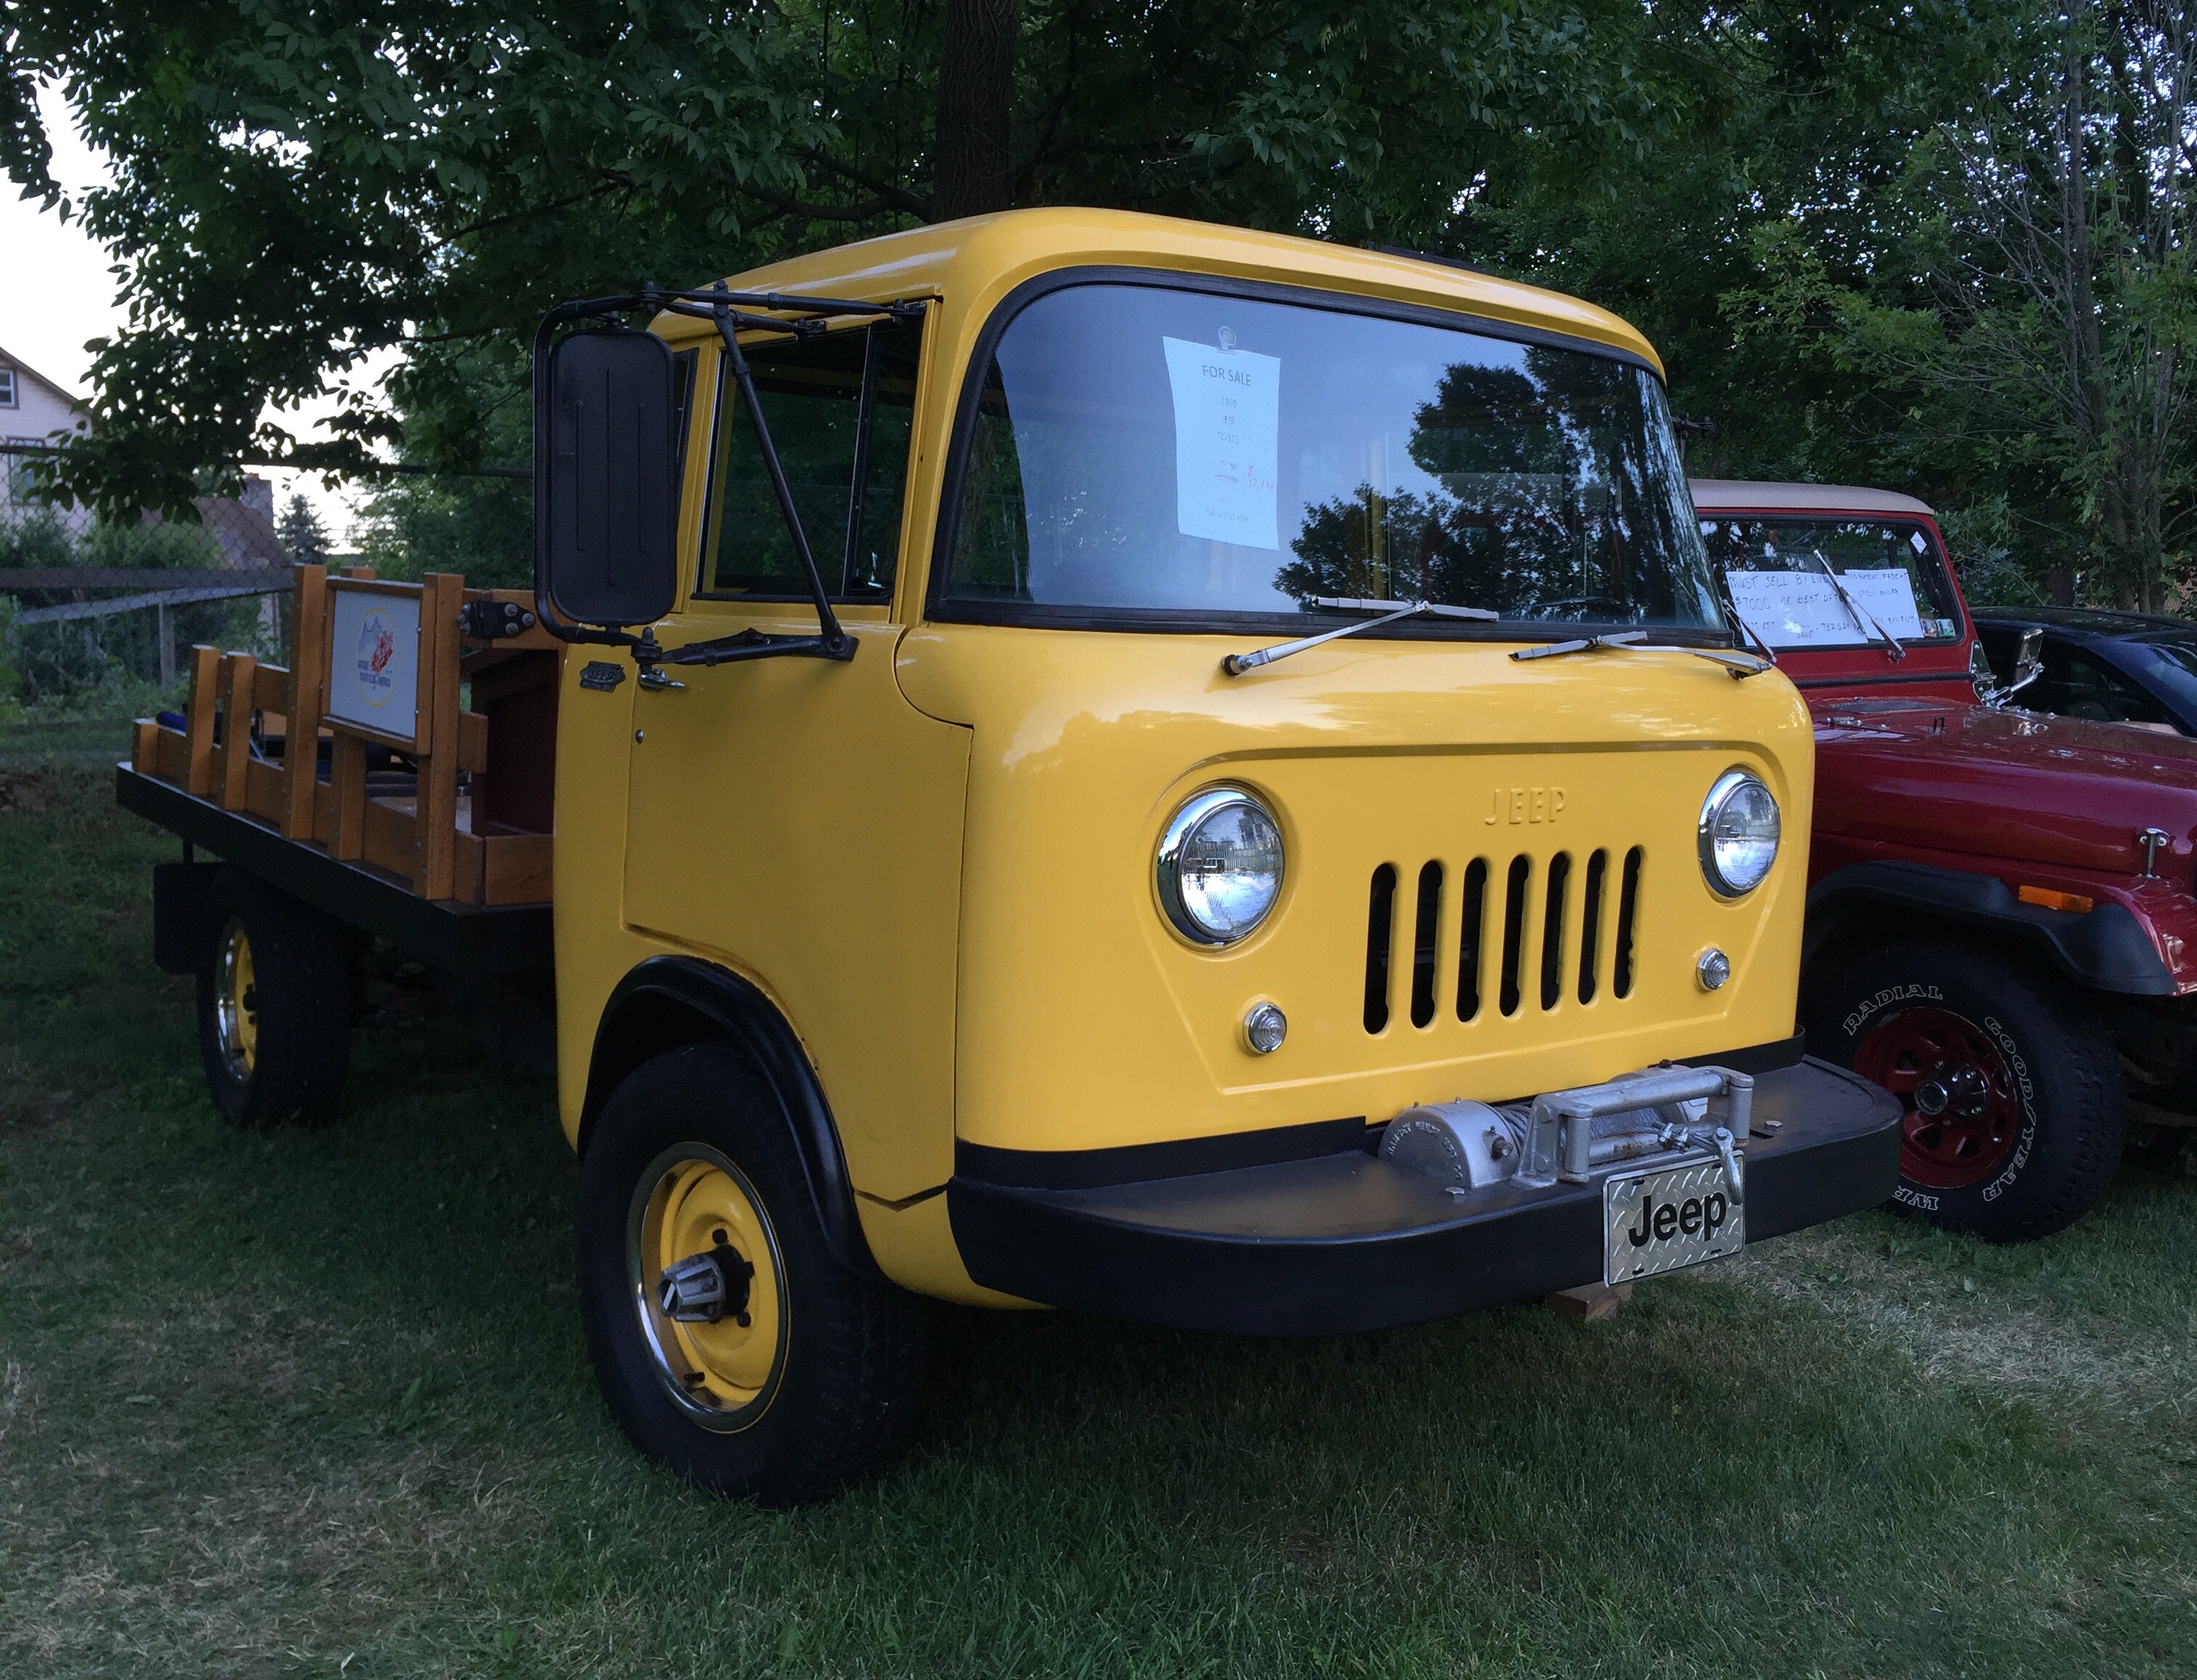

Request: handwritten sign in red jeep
left=1692, top=479, right=2197, bottom=1240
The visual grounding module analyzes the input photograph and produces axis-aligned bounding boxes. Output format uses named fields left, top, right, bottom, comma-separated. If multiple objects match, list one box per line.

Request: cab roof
left=667, top=207, right=1664, bottom=376
left=1690, top=479, right=1938, bottom=520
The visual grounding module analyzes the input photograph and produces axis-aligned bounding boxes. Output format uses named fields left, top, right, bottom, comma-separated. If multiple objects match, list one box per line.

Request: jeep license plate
left=1603, top=1156, right=1744, bottom=1285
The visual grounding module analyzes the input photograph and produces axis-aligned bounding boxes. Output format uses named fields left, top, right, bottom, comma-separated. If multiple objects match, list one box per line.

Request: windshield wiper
left=1510, top=630, right=1774, bottom=680
left=1810, top=548, right=1905, bottom=661
left=1221, top=597, right=1498, bottom=676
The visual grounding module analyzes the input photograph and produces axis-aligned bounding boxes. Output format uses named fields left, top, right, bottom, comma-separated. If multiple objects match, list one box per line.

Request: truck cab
left=1691, top=479, right=2197, bottom=1241
left=123, top=214, right=1900, bottom=1506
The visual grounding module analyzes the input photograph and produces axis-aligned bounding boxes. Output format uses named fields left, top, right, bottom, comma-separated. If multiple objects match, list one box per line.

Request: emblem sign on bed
left=326, top=585, right=422, bottom=744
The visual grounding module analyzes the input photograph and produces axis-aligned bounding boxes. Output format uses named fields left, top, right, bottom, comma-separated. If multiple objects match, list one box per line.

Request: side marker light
left=2016, top=885, right=2094, bottom=914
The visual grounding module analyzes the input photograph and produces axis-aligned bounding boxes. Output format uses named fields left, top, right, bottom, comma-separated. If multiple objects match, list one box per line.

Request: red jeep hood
left=1812, top=697, right=2197, bottom=876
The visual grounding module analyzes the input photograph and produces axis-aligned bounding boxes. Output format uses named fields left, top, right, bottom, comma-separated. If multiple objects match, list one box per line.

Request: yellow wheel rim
left=215, top=918, right=258, bottom=1079
left=629, top=1145, right=787, bottom=1429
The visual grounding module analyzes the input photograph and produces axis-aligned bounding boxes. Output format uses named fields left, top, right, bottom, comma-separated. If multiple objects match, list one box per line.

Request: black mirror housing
left=537, top=330, right=679, bottom=629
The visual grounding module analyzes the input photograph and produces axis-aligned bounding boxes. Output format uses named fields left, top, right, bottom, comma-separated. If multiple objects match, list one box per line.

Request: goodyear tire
left=194, top=867, right=353, bottom=1129
left=575, top=1042, right=930, bottom=1505
left=1806, top=938, right=2124, bottom=1241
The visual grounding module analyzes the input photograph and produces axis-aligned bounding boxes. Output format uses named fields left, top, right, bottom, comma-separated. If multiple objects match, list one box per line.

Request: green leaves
left=4, top=0, right=1713, bottom=514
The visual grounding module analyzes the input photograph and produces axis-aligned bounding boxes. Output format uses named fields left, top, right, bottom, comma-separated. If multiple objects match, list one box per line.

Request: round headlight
left=1157, top=788, right=1284, bottom=945
left=1699, top=770, right=1780, bottom=897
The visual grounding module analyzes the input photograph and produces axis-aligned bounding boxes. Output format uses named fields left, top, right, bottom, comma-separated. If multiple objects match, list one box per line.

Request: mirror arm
left=709, top=295, right=855, bottom=662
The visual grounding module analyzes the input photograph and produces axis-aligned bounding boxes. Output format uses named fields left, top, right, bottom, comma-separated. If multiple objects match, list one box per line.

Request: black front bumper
left=948, top=1057, right=1900, bottom=1335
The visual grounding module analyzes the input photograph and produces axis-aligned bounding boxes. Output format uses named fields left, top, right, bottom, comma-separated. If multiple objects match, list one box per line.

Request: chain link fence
left=1, top=442, right=531, bottom=716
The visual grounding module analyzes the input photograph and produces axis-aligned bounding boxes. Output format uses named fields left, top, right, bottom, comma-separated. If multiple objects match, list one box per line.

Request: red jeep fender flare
left=1805, top=860, right=2174, bottom=997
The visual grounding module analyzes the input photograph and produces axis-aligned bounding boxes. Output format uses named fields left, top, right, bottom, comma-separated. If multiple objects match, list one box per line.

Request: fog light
left=1696, top=948, right=1732, bottom=992
left=1243, top=1002, right=1288, bottom=1054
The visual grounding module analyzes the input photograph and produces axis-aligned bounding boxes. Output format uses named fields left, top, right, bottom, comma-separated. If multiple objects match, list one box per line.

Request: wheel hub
left=628, top=1147, right=785, bottom=1429
left=657, top=1240, right=755, bottom=1327
left=213, top=918, right=258, bottom=1079
left=1854, top=1005, right=2023, bottom=1190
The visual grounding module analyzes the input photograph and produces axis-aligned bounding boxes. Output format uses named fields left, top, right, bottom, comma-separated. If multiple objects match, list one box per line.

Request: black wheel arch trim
left=584, top=955, right=882, bottom=1281
left=1806, top=860, right=2175, bottom=996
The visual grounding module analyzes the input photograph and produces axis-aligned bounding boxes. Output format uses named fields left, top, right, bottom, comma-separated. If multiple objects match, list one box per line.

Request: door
left=623, top=316, right=970, bottom=1202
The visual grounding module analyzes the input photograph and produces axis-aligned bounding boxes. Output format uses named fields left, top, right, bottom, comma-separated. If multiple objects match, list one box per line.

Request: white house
left=0, top=343, right=91, bottom=448
left=1, top=342, right=282, bottom=566
left=1, top=344, right=95, bottom=538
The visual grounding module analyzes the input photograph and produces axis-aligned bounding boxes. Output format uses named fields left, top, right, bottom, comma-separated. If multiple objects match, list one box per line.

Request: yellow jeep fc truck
left=120, top=210, right=1899, bottom=1505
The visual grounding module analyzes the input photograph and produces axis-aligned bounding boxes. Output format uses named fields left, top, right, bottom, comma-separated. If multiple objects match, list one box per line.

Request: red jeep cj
left=1691, top=479, right=2197, bottom=1240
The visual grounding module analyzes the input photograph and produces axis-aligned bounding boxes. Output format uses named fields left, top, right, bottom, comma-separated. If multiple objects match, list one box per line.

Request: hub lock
left=657, top=1242, right=756, bottom=1327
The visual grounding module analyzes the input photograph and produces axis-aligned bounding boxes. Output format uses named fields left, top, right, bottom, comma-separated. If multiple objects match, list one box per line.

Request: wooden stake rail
left=131, top=564, right=562, bottom=908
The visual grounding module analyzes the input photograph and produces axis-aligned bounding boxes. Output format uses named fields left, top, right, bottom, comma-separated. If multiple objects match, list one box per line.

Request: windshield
left=1698, top=516, right=1963, bottom=650
left=937, top=281, right=1725, bottom=633
left=2119, top=641, right=2197, bottom=722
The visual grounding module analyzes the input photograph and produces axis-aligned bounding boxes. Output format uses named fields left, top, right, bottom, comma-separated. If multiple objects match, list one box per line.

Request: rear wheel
left=1806, top=938, right=2124, bottom=1241
left=194, top=867, right=353, bottom=1129
left=575, top=1042, right=930, bottom=1505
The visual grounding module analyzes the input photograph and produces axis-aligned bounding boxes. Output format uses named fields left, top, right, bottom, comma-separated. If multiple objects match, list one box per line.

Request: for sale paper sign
left=1836, top=568, right=1926, bottom=638
left=1163, top=334, right=1280, bottom=550
left=1725, top=568, right=1924, bottom=648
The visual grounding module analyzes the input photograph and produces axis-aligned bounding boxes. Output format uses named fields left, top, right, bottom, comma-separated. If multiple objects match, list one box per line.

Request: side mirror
left=537, top=330, right=678, bottom=629
left=2007, top=625, right=2045, bottom=696
left=1975, top=625, right=2043, bottom=709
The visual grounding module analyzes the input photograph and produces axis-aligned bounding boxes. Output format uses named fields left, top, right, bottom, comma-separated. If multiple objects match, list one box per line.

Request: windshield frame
left=1699, top=511, right=1970, bottom=657
left=922, top=265, right=1734, bottom=646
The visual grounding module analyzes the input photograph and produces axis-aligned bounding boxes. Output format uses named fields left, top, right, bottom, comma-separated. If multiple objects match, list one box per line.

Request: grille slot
left=1498, top=855, right=1530, bottom=1017
left=1614, top=845, right=1644, bottom=999
left=1455, top=858, right=1488, bottom=1022
left=1363, top=864, right=1398, bottom=1032
left=1540, top=852, right=1572, bottom=1011
left=1409, top=862, right=1443, bottom=1028
left=1578, top=848, right=1609, bottom=1004
left=1362, top=844, right=1643, bottom=1034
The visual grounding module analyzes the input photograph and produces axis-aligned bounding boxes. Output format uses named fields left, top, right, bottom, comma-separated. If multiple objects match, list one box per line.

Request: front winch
left=1381, top=1064, right=1754, bottom=1198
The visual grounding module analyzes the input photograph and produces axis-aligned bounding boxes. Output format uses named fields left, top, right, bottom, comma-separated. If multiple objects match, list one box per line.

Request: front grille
left=1363, top=844, right=1644, bottom=1034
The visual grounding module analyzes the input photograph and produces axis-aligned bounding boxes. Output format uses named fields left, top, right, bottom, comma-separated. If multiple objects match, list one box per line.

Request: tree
left=276, top=493, right=330, bottom=565
left=1, top=0, right=1701, bottom=513
left=1727, top=1, right=2197, bottom=607
left=934, top=0, right=1020, bottom=220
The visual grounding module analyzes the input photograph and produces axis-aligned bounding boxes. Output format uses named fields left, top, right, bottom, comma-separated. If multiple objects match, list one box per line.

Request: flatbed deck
left=118, top=764, right=553, bottom=975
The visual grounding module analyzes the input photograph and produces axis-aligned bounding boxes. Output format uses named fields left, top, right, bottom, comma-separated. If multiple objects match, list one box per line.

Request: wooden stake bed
left=120, top=564, right=559, bottom=973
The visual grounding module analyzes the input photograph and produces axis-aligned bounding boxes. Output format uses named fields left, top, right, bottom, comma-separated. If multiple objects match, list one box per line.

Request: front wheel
left=575, top=1042, right=930, bottom=1505
left=1806, top=937, right=2124, bottom=1241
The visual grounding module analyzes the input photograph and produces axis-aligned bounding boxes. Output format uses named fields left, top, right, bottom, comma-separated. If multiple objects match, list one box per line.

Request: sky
left=1, top=83, right=391, bottom=544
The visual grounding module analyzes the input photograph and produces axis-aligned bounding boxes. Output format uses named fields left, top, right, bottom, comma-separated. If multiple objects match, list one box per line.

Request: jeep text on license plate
left=1603, top=1156, right=1744, bottom=1285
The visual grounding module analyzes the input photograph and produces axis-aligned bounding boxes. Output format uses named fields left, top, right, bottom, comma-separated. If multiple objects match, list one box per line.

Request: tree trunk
left=933, top=0, right=1021, bottom=221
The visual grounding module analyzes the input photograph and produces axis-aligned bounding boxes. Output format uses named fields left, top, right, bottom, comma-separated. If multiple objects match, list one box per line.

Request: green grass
left=3, top=726, right=2194, bottom=1677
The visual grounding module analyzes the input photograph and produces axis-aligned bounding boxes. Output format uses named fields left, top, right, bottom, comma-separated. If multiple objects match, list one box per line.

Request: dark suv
left=1973, top=606, right=2197, bottom=737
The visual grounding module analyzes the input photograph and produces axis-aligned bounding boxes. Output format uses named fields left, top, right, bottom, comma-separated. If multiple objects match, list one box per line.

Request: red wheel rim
left=1853, top=1005, right=2023, bottom=1189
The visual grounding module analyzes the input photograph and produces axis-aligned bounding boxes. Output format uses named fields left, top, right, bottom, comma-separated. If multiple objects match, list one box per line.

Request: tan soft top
left=1690, top=479, right=1937, bottom=520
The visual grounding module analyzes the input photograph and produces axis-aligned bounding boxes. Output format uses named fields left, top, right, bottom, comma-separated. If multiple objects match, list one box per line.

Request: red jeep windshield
left=1698, top=516, right=1963, bottom=651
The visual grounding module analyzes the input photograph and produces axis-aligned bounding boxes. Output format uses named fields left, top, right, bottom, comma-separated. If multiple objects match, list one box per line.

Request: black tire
left=575, top=1042, right=930, bottom=1505
left=1804, top=936, right=2124, bottom=1241
left=194, top=866, right=353, bottom=1129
